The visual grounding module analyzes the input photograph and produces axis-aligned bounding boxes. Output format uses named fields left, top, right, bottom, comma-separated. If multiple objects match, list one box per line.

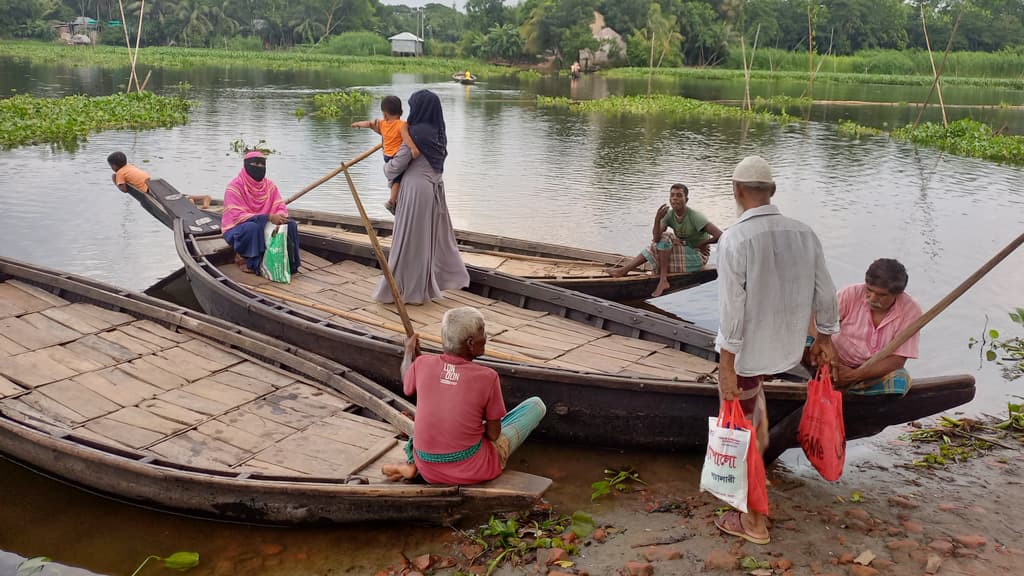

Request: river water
left=0, top=60, right=1022, bottom=575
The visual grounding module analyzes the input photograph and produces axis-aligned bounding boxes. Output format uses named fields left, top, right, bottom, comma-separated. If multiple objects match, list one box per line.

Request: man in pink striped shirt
left=820, top=258, right=922, bottom=395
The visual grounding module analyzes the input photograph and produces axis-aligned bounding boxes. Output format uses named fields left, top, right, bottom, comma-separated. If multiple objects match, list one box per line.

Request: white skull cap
left=732, top=155, right=774, bottom=183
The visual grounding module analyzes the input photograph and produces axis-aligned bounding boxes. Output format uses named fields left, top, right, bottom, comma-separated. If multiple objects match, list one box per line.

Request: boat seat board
left=0, top=374, right=24, bottom=397
left=0, top=283, right=58, bottom=317
left=460, top=470, right=553, bottom=498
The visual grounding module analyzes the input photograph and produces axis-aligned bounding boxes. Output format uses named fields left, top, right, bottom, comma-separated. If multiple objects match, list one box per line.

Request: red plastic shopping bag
left=798, top=365, right=847, bottom=481
left=745, top=416, right=770, bottom=515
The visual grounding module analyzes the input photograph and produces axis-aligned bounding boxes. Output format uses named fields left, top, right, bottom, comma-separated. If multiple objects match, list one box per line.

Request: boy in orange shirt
left=108, top=151, right=150, bottom=193
left=352, top=95, right=419, bottom=214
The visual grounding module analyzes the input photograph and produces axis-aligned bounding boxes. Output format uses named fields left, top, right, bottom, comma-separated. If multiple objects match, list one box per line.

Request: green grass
left=605, top=66, right=1024, bottom=90
left=0, top=40, right=537, bottom=78
left=537, top=94, right=794, bottom=123
left=0, top=91, right=192, bottom=150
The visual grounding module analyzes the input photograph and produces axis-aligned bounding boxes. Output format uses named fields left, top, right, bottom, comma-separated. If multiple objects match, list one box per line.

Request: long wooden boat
left=0, top=257, right=550, bottom=524
left=132, top=179, right=717, bottom=301
left=134, top=181, right=976, bottom=460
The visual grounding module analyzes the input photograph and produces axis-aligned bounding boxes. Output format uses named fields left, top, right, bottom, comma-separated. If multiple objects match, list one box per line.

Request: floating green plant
left=892, top=118, right=1024, bottom=165
left=537, top=94, right=794, bottom=123
left=0, top=92, right=192, bottom=150
left=836, top=120, right=884, bottom=138
left=312, top=90, right=373, bottom=118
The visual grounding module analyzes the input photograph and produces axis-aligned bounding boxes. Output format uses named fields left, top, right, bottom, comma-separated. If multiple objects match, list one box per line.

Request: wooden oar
left=247, top=285, right=537, bottom=364
left=340, top=165, right=415, bottom=337
left=766, top=230, right=1024, bottom=461
left=285, top=143, right=382, bottom=205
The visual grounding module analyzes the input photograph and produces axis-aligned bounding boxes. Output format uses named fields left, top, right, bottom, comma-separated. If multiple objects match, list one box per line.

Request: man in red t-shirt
left=382, top=307, right=546, bottom=485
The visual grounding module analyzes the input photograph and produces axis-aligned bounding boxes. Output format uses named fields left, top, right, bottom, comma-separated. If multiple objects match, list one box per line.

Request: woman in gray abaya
left=372, top=90, right=470, bottom=304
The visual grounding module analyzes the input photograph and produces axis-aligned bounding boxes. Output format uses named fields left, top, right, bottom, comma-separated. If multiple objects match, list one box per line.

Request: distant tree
left=465, top=0, right=508, bottom=33
left=476, top=23, right=523, bottom=60
left=520, top=0, right=598, bottom=63
left=678, top=0, right=728, bottom=65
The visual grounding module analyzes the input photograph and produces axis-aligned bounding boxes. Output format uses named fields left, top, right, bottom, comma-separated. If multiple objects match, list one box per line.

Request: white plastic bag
left=700, top=400, right=752, bottom=512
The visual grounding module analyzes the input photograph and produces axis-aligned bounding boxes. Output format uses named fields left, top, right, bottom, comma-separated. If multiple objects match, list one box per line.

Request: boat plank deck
left=215, top=258, right=719, bottom=378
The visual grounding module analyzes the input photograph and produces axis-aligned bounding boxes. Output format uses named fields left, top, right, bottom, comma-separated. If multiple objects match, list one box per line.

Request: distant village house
left=388, top=32, right=423, bottom=57
left=54, top=16, right=99, bottom=45
left=578, top=12, right=626, bottom=71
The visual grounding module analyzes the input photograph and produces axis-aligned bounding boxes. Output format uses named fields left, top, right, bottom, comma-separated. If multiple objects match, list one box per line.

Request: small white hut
left=388, top=32, right=423, bottom=57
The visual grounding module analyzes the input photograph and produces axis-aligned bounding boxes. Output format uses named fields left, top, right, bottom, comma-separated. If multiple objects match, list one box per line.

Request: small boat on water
left=453, top=72, right=477, bottom=85
left=133, top=179, right=717, bottom=301
left=0, top=256, right=550, bottom=524
left=130, top=180, right=976, bottom=460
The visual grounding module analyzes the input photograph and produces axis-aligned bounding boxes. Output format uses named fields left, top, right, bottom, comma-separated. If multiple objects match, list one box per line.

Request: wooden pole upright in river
left=919, top=5, right=948, bottom=127
left=913, top=12, right=961, bottom=131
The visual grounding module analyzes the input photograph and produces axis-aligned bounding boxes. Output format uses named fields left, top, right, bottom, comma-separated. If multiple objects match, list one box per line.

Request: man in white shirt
left=714, top=155, right=840, bottom=545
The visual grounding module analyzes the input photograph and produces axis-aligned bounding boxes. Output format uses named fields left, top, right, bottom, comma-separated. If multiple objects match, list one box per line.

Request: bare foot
left=607, top=267, right=630, bottom=278
left=651, top=279, right=670, bottom=298
left=381, top=463, right=417, bottom=482
left=234, top=254, right=254, bottom=274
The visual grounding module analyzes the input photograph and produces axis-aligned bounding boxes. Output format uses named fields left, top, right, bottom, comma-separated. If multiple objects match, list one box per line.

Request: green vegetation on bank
left=835, top=118, right=1024, bottom=166
left=537, top=94, right=794, bottom=124
left=604, top=66, right=1024, bottom=91
left=0, top=92, right=192, bottom=150
left=0, top=42, right=531, bottom=78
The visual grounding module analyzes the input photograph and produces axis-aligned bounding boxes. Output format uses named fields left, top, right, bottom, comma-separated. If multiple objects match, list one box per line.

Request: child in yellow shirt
left=352, top=95, right=419, bottom=214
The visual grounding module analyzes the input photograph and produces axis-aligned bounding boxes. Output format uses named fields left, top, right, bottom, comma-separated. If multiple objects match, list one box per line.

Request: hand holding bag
left=798, top=364, right=847, bottom=481
left=700, top=399, right=752, bottom=512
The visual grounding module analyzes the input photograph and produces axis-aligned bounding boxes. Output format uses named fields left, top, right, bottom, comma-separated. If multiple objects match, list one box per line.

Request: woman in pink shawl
left=222, top=151, right=300, bottom=274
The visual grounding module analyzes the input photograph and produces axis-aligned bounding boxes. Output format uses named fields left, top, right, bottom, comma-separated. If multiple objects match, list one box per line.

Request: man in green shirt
left=609, top=183, right=723, bottom=297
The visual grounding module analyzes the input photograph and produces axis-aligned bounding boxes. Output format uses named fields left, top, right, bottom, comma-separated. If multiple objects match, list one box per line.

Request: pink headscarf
left=221, top=151, right=287, bottom=232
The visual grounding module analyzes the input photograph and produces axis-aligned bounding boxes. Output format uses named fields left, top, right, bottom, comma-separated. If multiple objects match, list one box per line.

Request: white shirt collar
left=736, top=204, right=781, bottom=224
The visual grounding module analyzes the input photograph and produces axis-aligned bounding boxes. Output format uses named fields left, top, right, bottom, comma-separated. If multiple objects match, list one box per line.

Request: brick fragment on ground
left=704, top=549, right=737, bottom=571
left=642, top=546, right=682, bottom=562
left=888, top=495, right=919, bottom=509
left=626, top=560, right=654, bottom=575
left=928, top=539, right=955, bottom=555
left=537, top=548, right=570, bottom=566
left=848, top=565, right=879, bottom=576
left=925, top=554, right=943, bottom=574
left=954, top=535, right=987, bottom=549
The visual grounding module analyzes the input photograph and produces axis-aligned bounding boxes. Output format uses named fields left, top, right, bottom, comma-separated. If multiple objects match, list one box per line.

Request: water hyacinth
left=836, top=120, right=885, bottom=138
left=0, top=92, right=192, bottom=150
left=312, top=90, right=373, bottom=118
left=537, top=95, right=794, bottom=123
left=893, top=119, right=1024, bottom=166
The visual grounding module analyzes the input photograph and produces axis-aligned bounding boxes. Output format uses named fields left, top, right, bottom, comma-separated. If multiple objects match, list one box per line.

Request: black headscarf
left=406, top=90, right=447, bottom=173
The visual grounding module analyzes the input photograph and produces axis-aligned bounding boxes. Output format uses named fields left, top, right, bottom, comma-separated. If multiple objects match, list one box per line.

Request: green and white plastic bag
left=261, top=222, right=291, bottom=283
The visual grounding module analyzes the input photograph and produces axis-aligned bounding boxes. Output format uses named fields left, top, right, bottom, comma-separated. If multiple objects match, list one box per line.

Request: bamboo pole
left=248, top=285, right=536, bottom=364
left=131, top=0, right=145, bottom=93
left=740, top=35, right=749, bottom=111
left=919, top=6, right=948, bottom=127
left=913, top=12, right=961, bottom=131
left=340, top=165, right=414, bottom=337
left=116, top=0, right=136, bottom=93
left=807, top=1, right=814, bottom=99
left=851, top=231, right=1024, bottom=385
left=285, top=142, right=382, bottom=205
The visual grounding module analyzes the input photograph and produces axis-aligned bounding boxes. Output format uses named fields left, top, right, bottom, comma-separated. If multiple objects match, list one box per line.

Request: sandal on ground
left=714, top=510, right=770, bottom=545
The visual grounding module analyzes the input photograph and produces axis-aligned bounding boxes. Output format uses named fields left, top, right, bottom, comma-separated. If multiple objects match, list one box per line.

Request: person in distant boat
left=714, top=155, right=839, bottom=546
left=221, top=151, right=300, bottom=275
left=805, top=258, right=922, bottom=395
left=464, top=70, right=472, bottom=80
left=351, top=95, right=420, bottom=215
left=107, top=151, right=150, bottom=194
left=372, top=89, right=469, bottom=305
left=381, top=307, right=546, bottom=485
left=608, top=183, right=723, bottom=297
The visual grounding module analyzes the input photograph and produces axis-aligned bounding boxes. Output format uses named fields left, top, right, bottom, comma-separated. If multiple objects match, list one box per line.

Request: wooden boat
left=0, top=256, right=550, bottom=525
left=453, top=72, right=477, bottom=84
left=132, top=180, right=717, bottom=301
left=133, top=181, right=976, bottom=459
